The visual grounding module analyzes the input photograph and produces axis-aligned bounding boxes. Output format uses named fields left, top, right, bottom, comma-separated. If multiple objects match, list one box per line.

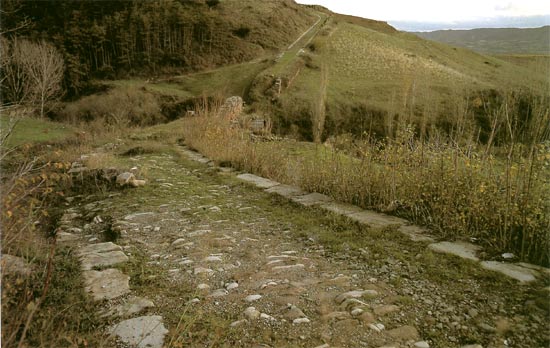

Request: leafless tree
left=20, top=40, right=65, bottom=117
left=1, top=38, right=64, bottom=118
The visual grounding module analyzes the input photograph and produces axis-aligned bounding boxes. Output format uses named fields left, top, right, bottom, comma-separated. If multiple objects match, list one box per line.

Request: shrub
left=58, top=86, right=164, bottom=130
left=181, top=106, right=550, bottom=266
left=233, top=26, right=251, bottom=39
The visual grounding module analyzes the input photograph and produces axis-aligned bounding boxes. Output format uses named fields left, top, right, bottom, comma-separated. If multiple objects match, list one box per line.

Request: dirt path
left=60, top=147, right=549, bottom=348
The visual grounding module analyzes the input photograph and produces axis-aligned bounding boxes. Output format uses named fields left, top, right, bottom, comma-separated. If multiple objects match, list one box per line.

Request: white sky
left=295, top=0, right=550, bottom=22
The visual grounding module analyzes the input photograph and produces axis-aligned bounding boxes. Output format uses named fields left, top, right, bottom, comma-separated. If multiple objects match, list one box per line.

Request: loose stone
left=225, top=282, right=239, bottom=290
left=293, top=318, right=311, bottom=324
left=245, top=294, right=262, bottom=302
left=230, top=319, right=248, bottom=327
left=208, top=289, right=228, bottom=298
left=194, top=267, right=214, bottom=275
left=244, top=307, right=261, bottom=320
left=335, top=290, right=378, bottom=304
left=110, top=315, right=168, bottom=348
left=368, top=323, right=385, bottom=332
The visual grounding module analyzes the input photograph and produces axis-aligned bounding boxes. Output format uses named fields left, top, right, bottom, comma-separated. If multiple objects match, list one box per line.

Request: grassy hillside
left=55, top=4, right=549, bottom=143
left=2, top=0, right=317, bottom=95
left=267, top=18, right=549, bottom=139
left=413, top=26, right=550, bottom=54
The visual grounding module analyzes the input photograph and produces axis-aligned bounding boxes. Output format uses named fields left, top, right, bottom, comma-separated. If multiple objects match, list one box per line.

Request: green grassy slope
left=1, top=115, right=75, bottom=147
left=413, top=26, right=550, bottom=54
left=271, top=18, right=549, bottom=138
left=77, top=5, right=548, bottom=141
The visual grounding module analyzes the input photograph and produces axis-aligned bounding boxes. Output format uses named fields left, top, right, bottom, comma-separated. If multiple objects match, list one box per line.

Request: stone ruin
left=220, top=96, right=243, bottom=120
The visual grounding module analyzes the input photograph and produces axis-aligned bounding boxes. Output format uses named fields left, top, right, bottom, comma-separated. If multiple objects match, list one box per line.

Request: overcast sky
left=295, top=0, right=550, bottom=30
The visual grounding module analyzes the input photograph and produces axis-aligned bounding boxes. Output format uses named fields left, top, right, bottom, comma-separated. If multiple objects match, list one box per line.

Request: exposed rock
left=124, top=212, right=155, bottom=221
left=244, top=294, right=262, bottom=302
left=286, top=305, right=307, bottom=320
left=1, top=254, right=32, bottom=276
left=230, top=319, right=248, bottom=327
left=110, top=315, right=168, bottom=348
left=225, top=282, right=239, bottom=290
left=194, top=267, right=214, bottom=275
left=397, top=225, right=435, bottom=242
left=293, top=318, right=311, bottom=324
left=428, top=241, right=480, bottom=261
left=244, top=307, right=261, bottom=320
left=116, top=172, right=135, bottom=186
left=480, top=261, right=538, bottom=283
left=260, top=313, right=276, bottom=321
left=414, top=342, right=429, bottom=348
left=334, top=290, right=378, bottom=304
left=130, top=179, right=146, bottom=187
left=171, top=238, right=187, bottom=247
left=291, top=192, right=333, bottom=207
left=79, top=242, right=122, bottom=255
left=320, top=202, right=363, bottom=215
left=57, top=232, right=80, bottom=243
left=350, top=308, right=364, bottom=316
left=460, top=345, right=483, bottom=348
left=204, top=255, right=223, bottom=262
left=265, top=184, right=305, bottom=198
left=208, top=289, right=229, bottom=298
left=83, top=268, right=130, bottom=301
left=103, top=297, right=155, bottom=318
left=236, top=173, right=279, bottom=189
left=80, top=250, right=129, bottom=270
left=345, top=210, right=407, bottom=228
left=368, top=323, right=385, bottom=332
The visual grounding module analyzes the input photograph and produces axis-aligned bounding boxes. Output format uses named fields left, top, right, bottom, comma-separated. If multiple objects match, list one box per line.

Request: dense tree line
left=1, top=0, right=311, bottom=96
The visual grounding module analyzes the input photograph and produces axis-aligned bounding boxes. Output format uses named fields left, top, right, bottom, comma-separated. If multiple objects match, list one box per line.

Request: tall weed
left=181, top=102, right=550, bottom=266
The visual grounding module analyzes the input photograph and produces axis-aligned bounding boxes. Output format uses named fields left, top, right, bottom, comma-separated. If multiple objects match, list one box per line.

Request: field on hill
left=413, top=26, right=550, bottom=55
left=270, top=19, right=549, bottom=140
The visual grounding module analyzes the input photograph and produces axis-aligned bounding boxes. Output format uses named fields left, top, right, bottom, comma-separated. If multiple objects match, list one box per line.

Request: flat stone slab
left=79, top=242, right=122, bottom=255
left=110, top=315, right=168, bottom=348
left=57, top=232, right=80, bottom=243
left=237, top=173, right=280, bottom=189
left=398, top=225, right=435, bottom=242
left=480, top=261, right=538, bottom=283
left=81, top=250, right=129, bottom=270
left=103, top=297, right=155, bottom=318
left=84, top=268, right=130, bottom=301
left=265, top=184, right=305, bottom=198
left=181, top=149, right=211, bottom=164
left=428, top=241, right=480, bottom=261
left=320, top=202, right=364, bottom=215
left=346, top=210, right=407, bottom=228
left=291, top=192, right=333, bottom=206
left=124, top=212, right=155, bottom=221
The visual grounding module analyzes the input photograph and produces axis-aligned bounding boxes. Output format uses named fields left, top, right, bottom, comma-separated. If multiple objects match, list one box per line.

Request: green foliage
left=3, top=0, right=316, bottom=95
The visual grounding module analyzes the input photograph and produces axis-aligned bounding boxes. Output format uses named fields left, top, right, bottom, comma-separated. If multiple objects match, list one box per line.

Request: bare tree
left=1, top=38, right=64, bottom=118
left=21, top=40, right=64, bottom=117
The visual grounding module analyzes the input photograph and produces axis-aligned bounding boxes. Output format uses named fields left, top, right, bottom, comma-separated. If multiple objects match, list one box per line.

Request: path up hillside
left=57, top=142, right=549, bottom=348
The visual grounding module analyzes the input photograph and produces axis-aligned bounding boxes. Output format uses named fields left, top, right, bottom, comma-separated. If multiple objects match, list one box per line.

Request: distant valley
left=412, top=26, right=550, bottom=54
